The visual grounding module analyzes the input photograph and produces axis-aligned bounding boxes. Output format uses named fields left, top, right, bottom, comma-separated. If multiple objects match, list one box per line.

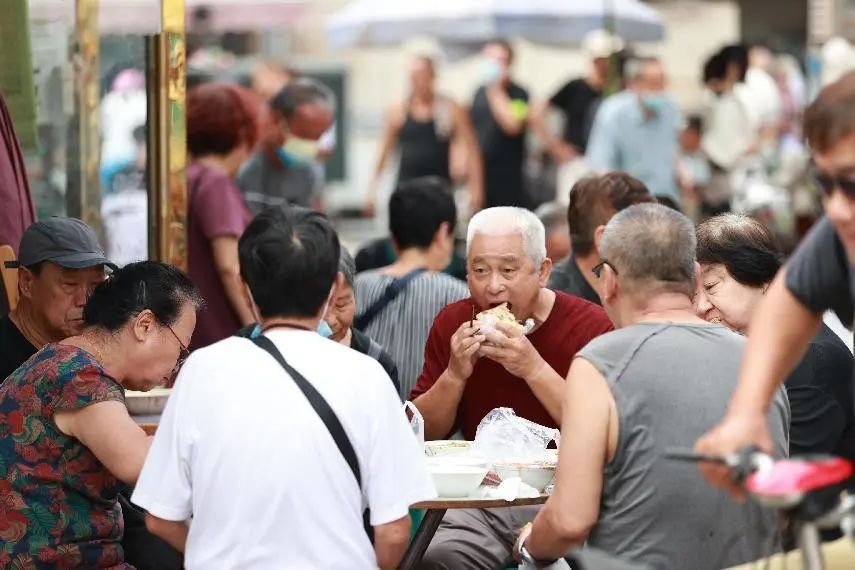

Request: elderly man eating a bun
left=410, top=206, right=613, bottom=569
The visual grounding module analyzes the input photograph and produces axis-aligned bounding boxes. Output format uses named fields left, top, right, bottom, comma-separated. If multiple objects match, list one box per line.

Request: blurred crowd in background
left=7, top=3, right=855, bottom=568
left=85, top=28, right=855, bottom=273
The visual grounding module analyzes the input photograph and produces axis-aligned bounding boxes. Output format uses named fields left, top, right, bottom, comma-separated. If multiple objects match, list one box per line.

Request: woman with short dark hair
left=0, top=261, right=201, bottom=568
left=695, top=214, right=855, bottom=458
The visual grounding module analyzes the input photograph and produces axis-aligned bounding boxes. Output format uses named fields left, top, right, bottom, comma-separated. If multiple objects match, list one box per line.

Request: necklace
left=75, top=335, right=106, bottom=366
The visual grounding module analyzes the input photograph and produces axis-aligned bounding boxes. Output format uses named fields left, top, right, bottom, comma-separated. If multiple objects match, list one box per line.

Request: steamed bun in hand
left=474, top=303, right=534, bottom=335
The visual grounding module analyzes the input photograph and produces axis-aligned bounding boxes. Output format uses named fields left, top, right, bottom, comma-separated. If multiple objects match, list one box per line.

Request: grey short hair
left=338, top=246, right=356, bottom=289
left=600, top=203, right=696, bottom=296
left=466, top=207, right=546, bottom=267
left=270, top=77, right=335, bottom=119
left=535, top=202, right=568, bottom=234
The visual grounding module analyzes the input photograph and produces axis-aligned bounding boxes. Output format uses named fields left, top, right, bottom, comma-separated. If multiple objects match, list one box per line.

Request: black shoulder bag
left=249, top=335, right=374, bottom=542
left=354, top=267, right=426, bottom=331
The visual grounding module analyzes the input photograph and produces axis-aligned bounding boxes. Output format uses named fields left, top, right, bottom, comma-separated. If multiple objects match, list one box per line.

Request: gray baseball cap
left=5, top=217, right=117, bottom=271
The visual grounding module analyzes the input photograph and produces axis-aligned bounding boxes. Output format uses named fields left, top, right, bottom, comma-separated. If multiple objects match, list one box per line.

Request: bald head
left=600, top=203, right=696, bottom=297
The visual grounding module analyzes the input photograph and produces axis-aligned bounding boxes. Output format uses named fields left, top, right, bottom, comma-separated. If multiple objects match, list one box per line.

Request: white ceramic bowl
left=425, top=440, right=472, bottom=458
left=125, top=388, right=171, bottom=415
left=428, top=465, right=489, bottom=498
left=426, top=457, right=490, bottom=469
left=492, top=462, right=556, bottom=492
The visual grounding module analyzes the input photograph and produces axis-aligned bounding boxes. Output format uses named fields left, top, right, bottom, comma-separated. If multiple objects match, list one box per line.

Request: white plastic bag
left=479, top=478, right=540, bottom=501
left=469, top=408, right=559, bottom=462
left=403, top=401, right=424, bottom=446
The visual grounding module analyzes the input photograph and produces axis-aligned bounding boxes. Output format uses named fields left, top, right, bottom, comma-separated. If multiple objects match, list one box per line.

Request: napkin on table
left=479, top=477, right=540, bottom=501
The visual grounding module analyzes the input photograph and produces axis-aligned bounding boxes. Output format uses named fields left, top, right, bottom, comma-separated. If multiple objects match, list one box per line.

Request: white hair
left=466, top=207, right=546, bottom=266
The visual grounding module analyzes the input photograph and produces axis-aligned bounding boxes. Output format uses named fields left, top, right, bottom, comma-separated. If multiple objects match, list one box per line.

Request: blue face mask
left=250, top=321, right=333, bottom=339
left=481, top=58, right=502, bottom=84
left=275, top=136, right=319, bottom=168
left=275, top=147, right=306, bottom=169
left=316, top=320, right=334, bottom=339
left=640, top=93, right=669, bottom=115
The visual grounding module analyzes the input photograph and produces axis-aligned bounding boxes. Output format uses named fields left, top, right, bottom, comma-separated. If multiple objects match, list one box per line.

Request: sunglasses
left=164, top=323, right=190, bottom=371
left=810, top=165, right=855, bottom=198
left=592, top=259, right=618, bottom=279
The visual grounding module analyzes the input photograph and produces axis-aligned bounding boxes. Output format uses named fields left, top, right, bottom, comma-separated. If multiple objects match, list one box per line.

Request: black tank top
left=397, top=106, right=451, bottom=183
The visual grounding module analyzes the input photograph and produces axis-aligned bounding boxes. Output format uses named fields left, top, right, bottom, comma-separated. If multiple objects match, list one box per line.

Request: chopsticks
left=470, top=305, right=475, bottom=328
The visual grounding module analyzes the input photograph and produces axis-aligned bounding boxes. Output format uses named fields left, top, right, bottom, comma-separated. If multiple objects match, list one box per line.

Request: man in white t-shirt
left=132, top=207, right=435, bottom=569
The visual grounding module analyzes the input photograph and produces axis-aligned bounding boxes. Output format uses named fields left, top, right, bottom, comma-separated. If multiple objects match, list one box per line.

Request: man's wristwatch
left=518, top=535, right=559, bottom=567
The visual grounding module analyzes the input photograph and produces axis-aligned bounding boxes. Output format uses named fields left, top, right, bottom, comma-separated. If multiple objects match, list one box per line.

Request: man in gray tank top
left=518, top=204, right=790, bottom=570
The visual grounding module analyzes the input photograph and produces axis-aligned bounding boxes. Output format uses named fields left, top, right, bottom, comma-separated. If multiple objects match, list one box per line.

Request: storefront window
left=22, top=1, right=160, bottom=265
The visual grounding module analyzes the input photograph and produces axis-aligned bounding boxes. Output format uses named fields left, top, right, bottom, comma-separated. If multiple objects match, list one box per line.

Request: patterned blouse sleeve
left=48, top=360, right=125, bottom=419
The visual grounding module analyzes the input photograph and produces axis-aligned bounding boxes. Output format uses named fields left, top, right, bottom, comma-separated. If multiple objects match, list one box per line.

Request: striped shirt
left=355, top=270, right=469, bottom=400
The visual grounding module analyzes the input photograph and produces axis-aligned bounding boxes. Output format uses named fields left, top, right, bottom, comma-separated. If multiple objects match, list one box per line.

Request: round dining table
left=398, top=492, right=551, bottom=570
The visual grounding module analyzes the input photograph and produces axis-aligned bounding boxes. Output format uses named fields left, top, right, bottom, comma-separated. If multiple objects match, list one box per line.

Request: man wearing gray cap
left=0, top=217, right=115, bottom=380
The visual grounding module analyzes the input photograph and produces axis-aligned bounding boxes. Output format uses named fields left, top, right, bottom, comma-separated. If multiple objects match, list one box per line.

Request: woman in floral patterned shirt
left=0, top=261, right=201, bottom=568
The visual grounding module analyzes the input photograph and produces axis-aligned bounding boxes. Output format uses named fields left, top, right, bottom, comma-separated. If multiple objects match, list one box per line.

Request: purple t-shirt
left=187, top=162, right=253, bottom=350
left=0, top=91, right=35, bottom=256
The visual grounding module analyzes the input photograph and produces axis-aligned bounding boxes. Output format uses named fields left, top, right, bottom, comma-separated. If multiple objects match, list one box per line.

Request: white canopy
left=327, top=0, right=665, bottom=49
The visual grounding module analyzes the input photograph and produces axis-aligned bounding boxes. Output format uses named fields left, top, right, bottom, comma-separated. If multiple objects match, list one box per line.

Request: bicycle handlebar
left=665, top=448, right=855, bottom=569
left=663, top=446, right=773, bottom=483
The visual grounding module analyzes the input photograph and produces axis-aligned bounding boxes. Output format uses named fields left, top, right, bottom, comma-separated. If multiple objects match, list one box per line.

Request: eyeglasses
left=592, top=259, right=618, bottom=279
left=164, top=323, right=190, bottom=371
left=810, top=164, right=855, bottom=198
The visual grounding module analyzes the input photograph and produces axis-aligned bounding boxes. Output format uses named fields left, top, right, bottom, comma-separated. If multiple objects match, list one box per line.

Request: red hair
left=186, top=83, right=260, bottom=157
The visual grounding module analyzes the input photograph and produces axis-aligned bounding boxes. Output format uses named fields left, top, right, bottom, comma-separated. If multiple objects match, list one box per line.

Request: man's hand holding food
left=479, top=320, right=547, bottom=381
left=447, top=322, right=487, bottom=385
left=447, top=302, right=548, bottom=387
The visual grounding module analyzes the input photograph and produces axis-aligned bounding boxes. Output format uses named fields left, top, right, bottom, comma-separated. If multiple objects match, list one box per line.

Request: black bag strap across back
left=251, top=335, right=362, bottom=485
left=354, top=267, right=426, bottom=331
left=249, top=335, right=373, bottom=540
